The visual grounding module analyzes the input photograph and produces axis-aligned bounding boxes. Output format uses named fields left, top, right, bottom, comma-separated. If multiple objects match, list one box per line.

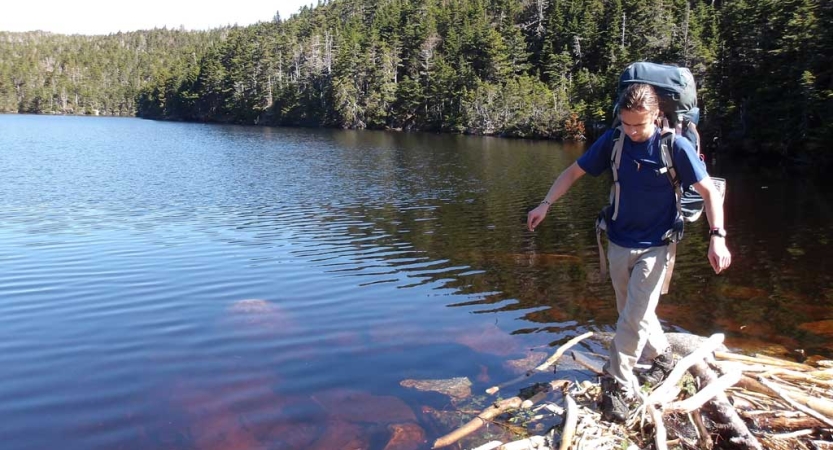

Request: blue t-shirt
left=578, top=128, right=708, bottom=248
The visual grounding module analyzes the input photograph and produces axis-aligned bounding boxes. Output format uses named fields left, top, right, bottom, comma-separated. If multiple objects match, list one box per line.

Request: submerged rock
left=400, top=377, right=472, bottom=401
left=222, top=299, right=295, bottom=336
left=383, top=423, right=426, bottom=450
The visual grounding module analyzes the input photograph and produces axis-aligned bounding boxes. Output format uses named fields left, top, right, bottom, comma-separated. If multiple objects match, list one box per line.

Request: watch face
left=710, top=228, right=726, bottom=237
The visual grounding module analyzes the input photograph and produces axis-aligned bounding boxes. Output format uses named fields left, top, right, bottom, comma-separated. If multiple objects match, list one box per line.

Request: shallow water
left=0, top=115, right=830, bottom=449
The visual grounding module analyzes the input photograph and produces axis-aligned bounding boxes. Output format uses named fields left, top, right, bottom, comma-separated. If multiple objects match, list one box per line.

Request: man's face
left=620, top=108, right=658, bottom=143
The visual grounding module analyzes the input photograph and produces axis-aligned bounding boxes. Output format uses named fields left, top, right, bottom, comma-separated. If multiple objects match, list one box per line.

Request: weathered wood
left=666, top=369, right=741, bottom=414
left=559, top=394, right=577, bottom=450
left=690, top=361, right=763, bottom=450
left=535, top=332, right=594, bottom=372
left=690, top=411, right=714, bottom=450
left=649, top=403, right=668, bottom=450
left=570, top=351, right=604, bottom=375
left=737, top=375, right=833, bottom=420
left=740, top=412, right=827, bottom=431
left=431, top=397, right=523, bottom=449
left=433, top=381, right=567, bottom=449
left=715, top=351, right=812, bottom=372
left=648, top=333, right=725, bottom=406
left=486, top=332, right=592, bottom=395
left=756, top=376, right=833, bottom=428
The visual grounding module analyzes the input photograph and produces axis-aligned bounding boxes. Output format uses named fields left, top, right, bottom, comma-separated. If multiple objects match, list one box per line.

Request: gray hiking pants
left=606, top=241, right=671, bottom=394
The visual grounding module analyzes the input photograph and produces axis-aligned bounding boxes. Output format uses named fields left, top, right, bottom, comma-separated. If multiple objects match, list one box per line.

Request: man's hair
left=617, top=83, right=660, bottom=114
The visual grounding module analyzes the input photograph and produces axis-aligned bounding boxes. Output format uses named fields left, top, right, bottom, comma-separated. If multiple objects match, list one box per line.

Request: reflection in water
left=0, top=115, right=831, bottom=449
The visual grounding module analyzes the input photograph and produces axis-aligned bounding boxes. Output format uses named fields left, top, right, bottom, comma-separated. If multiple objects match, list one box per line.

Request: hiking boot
left=637, top=349, right=675, bottom=387
left=599, top=376, right=630, bottom=423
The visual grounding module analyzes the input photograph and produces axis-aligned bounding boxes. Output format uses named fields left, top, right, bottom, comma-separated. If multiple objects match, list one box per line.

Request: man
left=527, top=83, right=731, bottom=421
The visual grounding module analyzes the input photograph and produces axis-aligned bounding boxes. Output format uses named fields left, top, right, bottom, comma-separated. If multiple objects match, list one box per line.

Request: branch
left=486, top=332, right=592, bottom=395
left=433, top=381, right=568, bottom=449
left=648, top=333, right=725, bottom=405
left=665, top=369, right=741, bottom=414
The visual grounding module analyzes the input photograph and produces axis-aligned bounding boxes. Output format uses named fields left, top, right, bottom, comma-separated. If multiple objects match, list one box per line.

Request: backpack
left=595, top=62, right=726, bottom=291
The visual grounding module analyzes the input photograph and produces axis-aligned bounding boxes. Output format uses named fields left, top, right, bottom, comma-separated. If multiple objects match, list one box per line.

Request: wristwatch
left=709, top=228, right=727, bottom=238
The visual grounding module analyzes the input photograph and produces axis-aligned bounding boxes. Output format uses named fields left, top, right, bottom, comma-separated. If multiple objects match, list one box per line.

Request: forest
left=1, top=0, right=830, bottom=162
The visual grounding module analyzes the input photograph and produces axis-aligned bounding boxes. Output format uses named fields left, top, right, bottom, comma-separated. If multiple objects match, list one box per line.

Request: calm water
left=0, top=115, right=830, bottom=449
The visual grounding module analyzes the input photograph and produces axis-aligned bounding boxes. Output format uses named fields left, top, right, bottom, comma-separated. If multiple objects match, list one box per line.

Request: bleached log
left=559, top=394, right=577, bottom=450
left=665, top=369, right=741, bottom=414
left=486, top=332, right=592, bottom=395
left=714, top=351, right=812, bottom=371
left=740, top=412, right=827, bottom=430
left=648, top=333, right=725, bottom=406
left=764, top=429, right=816, bottom=439
left=535, top=332, right=595, bottom=372
left=738, top=375, right=833, bottom=420
left=648, top=403, right=668, bottom=450
left=763, top=368, right=833, bottom=388
left=756, top=376, right=833, bottom=428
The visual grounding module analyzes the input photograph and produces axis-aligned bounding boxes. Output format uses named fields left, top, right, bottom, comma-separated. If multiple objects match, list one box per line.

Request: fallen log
left=756, top=377, right=833, bottom=428
left=690, top=360, right=763, bottom=450
left=715, top=352, right=813, bottom=372
left=739, top=412, right=828, bottom=431
left=736, top=375, right=833, bottom=421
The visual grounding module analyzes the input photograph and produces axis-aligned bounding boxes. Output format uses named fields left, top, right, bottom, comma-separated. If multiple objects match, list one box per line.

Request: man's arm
left=527, top=162, right=586, bottom=231
left=692, top=176, right=732, bottom=274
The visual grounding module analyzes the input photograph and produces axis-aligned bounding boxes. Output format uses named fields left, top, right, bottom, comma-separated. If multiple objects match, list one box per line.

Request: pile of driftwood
left=431, top=332, right=833, bottom=450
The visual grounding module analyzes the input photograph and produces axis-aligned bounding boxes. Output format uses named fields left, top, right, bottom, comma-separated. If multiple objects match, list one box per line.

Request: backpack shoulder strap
left=610, top=126, right=624, bottom=221
left=659, top=129, right=684, bottom=219
left=658, top=127, right=679, bottom=187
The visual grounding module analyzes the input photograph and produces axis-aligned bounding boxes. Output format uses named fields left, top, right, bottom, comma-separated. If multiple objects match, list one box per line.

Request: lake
left=0, top=114, right=830, bottom=449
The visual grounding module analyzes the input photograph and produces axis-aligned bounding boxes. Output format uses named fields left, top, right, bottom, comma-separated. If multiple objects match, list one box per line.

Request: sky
left=1, top=0, right=315, bottom=35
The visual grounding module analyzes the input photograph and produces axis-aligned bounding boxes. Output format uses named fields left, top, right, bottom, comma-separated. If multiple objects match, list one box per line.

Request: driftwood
left=485, top=332, right=593, bottom=396
left=570, top=351, right=604, bottom=375
left=690, top=360, right=763, bottom=450
left=559, top=394, right=577, bottom=450
left=430, top=331, right=833, bottom=450
left=432, top=380, right=570, bottom=449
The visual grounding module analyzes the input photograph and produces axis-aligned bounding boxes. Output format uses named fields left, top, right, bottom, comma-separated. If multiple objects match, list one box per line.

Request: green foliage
left=2, top=0, right=831, bottom=160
